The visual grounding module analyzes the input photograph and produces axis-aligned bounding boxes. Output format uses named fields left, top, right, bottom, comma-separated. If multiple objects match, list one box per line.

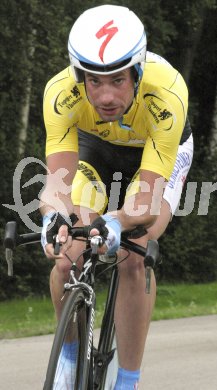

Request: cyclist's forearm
left=40, top=151, right=78, bottom=217
left=115, top=179, right=164, bottom=231
left=39, top=200, right=56, bottom=217
left=115, top=209, right=156, bottom=231
left=39, top=189, right=74, bottom=217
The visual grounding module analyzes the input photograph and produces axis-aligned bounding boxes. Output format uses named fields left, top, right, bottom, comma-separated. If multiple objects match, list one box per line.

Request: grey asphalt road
left=0, top=315, right=216, bottom=390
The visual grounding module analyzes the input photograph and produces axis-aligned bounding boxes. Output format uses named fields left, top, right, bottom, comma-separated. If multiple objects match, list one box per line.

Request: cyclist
left=40, top=4, right=193, bottom=389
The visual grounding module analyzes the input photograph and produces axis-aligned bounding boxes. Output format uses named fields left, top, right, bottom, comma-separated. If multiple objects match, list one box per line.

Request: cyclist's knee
left=117, top=230, right=156, bottom=277
left=118, top=251, right=144, bottom=277
left=54, top=240, right=86, bottom=278
left=55, top=257, right=72, bottom=278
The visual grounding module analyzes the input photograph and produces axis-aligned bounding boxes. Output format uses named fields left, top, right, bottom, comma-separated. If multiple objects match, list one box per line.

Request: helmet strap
left=133, top=64, right=143, bottom=96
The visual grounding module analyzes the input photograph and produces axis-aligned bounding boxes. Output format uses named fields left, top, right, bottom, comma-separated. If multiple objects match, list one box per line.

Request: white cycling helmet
left=68, top=4, right=147, bottom=83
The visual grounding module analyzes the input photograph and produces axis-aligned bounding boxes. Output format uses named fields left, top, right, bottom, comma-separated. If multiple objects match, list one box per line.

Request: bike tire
left=43, top=288, right=91, bottom=390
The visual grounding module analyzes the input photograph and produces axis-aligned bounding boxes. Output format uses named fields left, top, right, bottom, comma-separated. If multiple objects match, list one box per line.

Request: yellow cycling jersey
left=43, top=51, right=188, bottom=180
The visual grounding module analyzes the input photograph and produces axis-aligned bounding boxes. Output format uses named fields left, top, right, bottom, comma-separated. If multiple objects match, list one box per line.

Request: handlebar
left=3, top=221, right=160, bottom=292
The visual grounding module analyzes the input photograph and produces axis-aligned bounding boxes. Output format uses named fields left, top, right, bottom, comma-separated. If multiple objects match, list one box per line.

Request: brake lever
left=5, top=248, right=14, bottom=276
left=145, top=240, right=160, bottom=294
left=54, top=235, right=61, bottom=255
left=4, top=221, right=18, bottom=277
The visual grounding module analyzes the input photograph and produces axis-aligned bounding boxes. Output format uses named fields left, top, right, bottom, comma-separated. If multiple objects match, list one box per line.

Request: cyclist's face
left=84, top=69, right=135, bottom=122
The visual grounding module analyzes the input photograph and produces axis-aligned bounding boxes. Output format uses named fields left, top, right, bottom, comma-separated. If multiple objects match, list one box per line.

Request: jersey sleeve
left=43, top=68, right=79, bottom=157
left=140, top=69, right=188, bottom=180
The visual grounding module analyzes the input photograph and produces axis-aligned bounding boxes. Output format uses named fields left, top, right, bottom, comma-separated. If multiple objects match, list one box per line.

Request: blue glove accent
left=41, top=212, right=79, bottom=253
left=41, top=211, right=56, bottom=251
left=102, top=214, right=122, bottom=254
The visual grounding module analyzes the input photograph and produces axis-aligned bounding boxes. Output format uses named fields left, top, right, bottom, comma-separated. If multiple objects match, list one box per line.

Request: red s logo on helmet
left=96, top=21, right=118, bottom=63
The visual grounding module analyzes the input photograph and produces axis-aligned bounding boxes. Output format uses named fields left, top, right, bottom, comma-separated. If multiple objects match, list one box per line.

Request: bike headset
left=68, top=4, right=147, bottom=98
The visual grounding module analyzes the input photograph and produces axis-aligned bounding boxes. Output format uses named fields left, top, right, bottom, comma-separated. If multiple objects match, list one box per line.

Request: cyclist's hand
left=90, top=215, right=121, bottom=254
left=41, top=212, right=78, bottom=259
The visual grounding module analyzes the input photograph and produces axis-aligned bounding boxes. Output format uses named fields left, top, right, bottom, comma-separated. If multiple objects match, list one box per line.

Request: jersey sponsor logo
left=71, top=86, right=80, bottom=98
left=158, top=109, right=172, bottom=120
left=54, top=87, right=81, bottom=114
left=143, top=93, right=173, bottom=130
left=90, top=127, right=110, bottom=138
left=99, top=129, right=110, bottom=138
left=96, top=20, right=118, bottom=63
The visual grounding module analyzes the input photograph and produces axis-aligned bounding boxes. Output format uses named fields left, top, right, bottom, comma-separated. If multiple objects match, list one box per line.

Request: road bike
left=4, top=221, right=159, bottom=389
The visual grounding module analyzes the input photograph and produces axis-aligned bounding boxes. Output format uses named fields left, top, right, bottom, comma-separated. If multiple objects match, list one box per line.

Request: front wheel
left=43, top=288, right=91, bottom=390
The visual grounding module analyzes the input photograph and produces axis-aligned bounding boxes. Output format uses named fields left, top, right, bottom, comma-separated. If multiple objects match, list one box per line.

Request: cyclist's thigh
left=72, top=163, right=108, bottom=224
left=71, top=133, right=111, bottom=220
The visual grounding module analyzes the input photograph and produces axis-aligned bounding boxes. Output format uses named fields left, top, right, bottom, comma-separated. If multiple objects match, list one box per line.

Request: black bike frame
left=4, top=221, right=159, bottom=390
